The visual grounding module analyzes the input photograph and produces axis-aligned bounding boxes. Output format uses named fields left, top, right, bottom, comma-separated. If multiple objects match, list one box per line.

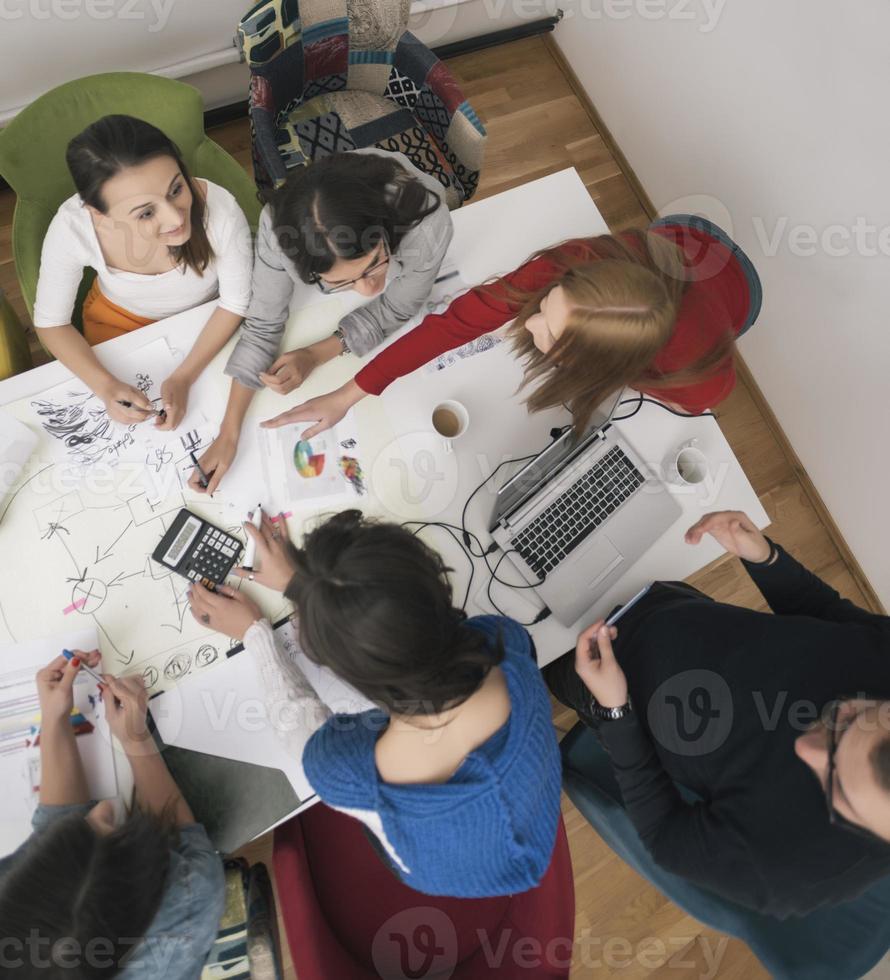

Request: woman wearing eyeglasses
left=189, top=149, right=453, bottom=494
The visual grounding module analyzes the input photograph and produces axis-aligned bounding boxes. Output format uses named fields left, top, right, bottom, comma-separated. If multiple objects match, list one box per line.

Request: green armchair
left=0, top=72, right=261, bottom=331
left=0, top=288, right=32, bottom=381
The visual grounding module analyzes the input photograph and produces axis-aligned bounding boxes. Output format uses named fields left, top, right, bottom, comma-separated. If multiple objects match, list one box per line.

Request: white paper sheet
left=150, top=643, right=318, bottom=801
left=222, top=409, right=368, bottom=515
left=0, top=627, right=117, bottom=856
left=27, top=339, right=211, bottom=470
left=0, top=413, right=38, bottom=521
left=149, top=618, right=375, bottom=802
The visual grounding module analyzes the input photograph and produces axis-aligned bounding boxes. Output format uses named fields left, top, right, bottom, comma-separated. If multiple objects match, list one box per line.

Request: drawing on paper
left=294, top=439, right=326, bottom=478
left=195, top=645, right=218, bottom=668
left=259, top=412, right=367, bottom=509
left=164, top=652, right=191, bottom=681
left=338, top=456, right=366, bottom=496
left=30, top=387, right=138, bottom=467
left=27, top=339, right=213, bottom=476
left=0, top=631, right=117, bottom=854
left=423, top=333, right=503, bottom=374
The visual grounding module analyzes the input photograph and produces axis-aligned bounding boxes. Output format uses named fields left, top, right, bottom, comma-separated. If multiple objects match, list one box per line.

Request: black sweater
left=599, top=545, right=890, bottom=918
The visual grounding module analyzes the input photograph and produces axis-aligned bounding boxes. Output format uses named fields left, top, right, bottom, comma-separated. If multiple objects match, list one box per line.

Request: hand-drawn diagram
left=141, top=427, right=213, bottom=503
left=27, top=339, right=212, bottom=477
left=195, top=645, right=218, bottom=668
left=422, top=333, right=503, bottom=375
left=0, top=456, right=291, bottom=695
left=30, top=386, right=138, bottom=468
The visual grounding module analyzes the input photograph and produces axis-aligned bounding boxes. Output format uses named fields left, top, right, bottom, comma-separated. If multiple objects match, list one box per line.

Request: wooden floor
left=0, top=33, right=875, bottom=980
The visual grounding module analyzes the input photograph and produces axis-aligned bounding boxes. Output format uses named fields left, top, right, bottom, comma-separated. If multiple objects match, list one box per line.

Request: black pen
left=190, top=451, right=209, bottom=489
left=116, top=400, right=161, bottom=415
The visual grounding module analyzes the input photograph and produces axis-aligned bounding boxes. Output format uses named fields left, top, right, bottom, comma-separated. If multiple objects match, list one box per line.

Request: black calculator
left=152, top=509, right=243, bottom=589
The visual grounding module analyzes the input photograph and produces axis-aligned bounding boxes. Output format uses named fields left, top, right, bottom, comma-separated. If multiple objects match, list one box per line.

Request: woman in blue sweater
left=189, top=510, right=563, bottom=899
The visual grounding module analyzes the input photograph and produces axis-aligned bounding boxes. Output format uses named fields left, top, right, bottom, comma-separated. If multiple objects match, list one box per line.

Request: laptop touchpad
left=582, top=536, right=624, bottom=590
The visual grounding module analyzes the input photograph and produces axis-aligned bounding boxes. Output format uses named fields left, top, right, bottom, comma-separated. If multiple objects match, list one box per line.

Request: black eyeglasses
left=825, top=699, right=886, bottom=843
left=312, top=240, right=390, bottom=295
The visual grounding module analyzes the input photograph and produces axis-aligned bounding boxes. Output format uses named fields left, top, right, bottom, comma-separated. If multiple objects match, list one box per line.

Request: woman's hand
left=574, top=621, right=627, bottom=709
left=156, top=371, right=191, bottom=430
left=188, top=431, right=238, bottom=495
left=685, top=511, right=771, bottom=563
left=36, top=649, right=102, bottom=726
left=188, top=582, right=263, bottom=641
left=232, top=512, right=298, bottom=592
left=99, top=378, right=156, bottom=426
left=261, top=379, right=364, bottom=440
left=100, top=673, right=151, bottom=750
left=259, top=348, right=319, bottom=395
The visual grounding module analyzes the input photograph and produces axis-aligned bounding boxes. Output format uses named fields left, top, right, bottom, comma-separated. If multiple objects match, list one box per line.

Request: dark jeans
left=543, top=581, right=711, bottom=730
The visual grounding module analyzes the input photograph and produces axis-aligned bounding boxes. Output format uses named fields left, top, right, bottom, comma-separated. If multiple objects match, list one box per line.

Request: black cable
left=459, top=452, right=538, bottom=550
left=485, top=548, right=552, bottom=625
left=406, top=395, right=710, bottom=624
left=611, top=392, right=717, bottom=424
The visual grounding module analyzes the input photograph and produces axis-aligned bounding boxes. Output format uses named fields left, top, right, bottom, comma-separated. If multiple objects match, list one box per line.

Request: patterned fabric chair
left=237, top=0, right=487, bottom=208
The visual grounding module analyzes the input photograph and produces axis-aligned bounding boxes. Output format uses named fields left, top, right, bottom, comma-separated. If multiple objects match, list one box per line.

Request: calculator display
left=163, top=515, right=202, bottom=566
left=152, top=509, right=243, bottom=589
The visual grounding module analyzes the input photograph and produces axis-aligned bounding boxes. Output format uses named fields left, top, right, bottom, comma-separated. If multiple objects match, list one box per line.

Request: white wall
left=0, top=0, right=556, bottom=122
left=554, top=0, right=890, bottom=604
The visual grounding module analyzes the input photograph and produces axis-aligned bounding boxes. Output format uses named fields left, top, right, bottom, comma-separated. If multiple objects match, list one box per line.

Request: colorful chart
left=293, top=439, right=326, bottom=479
left=339, top=456, right=367, bottom=496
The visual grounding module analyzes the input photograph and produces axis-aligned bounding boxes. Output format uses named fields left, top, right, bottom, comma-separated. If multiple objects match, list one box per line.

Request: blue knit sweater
left=302, top=616, right=563, bottom=898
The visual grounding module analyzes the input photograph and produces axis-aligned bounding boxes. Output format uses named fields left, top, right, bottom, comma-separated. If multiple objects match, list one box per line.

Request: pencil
left=190, top=451, right=209, bottom=489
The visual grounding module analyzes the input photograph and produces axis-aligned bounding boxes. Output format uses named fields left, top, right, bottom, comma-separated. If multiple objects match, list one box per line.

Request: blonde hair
left=504, top=231, right=736, bottom=433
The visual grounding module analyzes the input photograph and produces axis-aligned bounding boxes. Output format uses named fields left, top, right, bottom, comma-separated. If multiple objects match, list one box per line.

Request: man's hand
left=574, top=621, right=627, bottom=709
left=685, top=511, right=771, bottom=563
left=259, top=348, right=319, bottom=395
left=188, top=432, right=238, bottom=495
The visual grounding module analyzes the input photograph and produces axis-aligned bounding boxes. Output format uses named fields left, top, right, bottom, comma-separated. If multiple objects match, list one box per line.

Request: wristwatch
left=333, top=327, right=351, bottom=356
left=589, top=697, right=633, bottom=722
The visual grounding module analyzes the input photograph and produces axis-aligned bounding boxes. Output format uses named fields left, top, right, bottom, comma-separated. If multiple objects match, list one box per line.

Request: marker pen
left=242, top=504, right=263, bottom=570
left=61, top=649, right=103, bottom=684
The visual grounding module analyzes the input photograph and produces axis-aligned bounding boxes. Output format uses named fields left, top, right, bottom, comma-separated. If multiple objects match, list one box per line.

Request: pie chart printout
left=293, top=439, right=326, bottom=479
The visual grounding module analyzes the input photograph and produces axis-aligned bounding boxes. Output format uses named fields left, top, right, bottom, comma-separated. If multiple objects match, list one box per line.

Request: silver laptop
left=489, top=391, right=681, bottom=625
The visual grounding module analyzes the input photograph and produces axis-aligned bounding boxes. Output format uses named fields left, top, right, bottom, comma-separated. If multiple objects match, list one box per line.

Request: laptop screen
left=488, top=388, right=626, bottom=531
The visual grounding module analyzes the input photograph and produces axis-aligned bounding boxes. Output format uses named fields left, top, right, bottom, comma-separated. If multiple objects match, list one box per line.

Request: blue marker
left=61, top=649, right=103, bottom=685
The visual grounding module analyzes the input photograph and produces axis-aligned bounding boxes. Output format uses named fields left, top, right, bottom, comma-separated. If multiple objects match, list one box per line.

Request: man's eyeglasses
left=825, top=698, right=886, bottom=843
left=312, top=240, right=390, bottom=295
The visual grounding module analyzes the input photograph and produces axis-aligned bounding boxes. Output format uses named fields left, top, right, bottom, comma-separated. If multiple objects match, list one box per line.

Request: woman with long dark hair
left=186, top=511, right=562, bottom=899
left=33, top=114, right=252, bottom=428
left=189, top=148, right=452, bottom=494
left=0, top=652, right=224, bottom=978
left=259, top=215, right=762, bottom=439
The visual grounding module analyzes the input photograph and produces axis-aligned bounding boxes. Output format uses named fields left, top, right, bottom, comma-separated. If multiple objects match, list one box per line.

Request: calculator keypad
left=184, top=526, right=242, bottom=584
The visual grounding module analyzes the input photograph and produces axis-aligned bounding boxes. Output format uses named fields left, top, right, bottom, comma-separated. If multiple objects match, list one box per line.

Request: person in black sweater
left=545, top=510, right=890, bottom=918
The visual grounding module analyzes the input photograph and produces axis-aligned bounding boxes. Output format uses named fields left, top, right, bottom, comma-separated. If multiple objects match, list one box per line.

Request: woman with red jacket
left=262, top=214, right=762, bottom=438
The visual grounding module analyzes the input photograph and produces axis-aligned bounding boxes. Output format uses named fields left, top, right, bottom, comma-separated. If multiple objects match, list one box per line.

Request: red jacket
left=355, top=223, right=753, bottom=414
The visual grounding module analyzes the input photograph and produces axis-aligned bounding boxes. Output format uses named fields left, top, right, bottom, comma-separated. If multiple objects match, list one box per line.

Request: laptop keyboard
left=511, top=445, right=645, bottom=581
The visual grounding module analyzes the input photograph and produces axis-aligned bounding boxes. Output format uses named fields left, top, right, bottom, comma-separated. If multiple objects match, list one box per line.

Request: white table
left=0, top=168, right=767, bottom=845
